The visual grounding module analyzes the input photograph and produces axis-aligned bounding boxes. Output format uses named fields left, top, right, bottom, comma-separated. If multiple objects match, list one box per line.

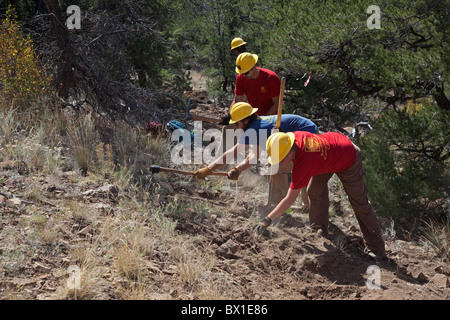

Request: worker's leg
left=302, top=128, right=319, bottom=212
left=265, top=162, right=292, bottom=225
left=307, top=173, right=333, bottom=233
left=270, top=162, right=293, bottom=204
left=270, top=172, right=289, bottom=204
left=337, top=145, right=385, bottom=256
left=300, top=186, right=309, bottom=210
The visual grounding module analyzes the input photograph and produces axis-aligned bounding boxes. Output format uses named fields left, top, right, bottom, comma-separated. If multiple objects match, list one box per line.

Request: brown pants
left=271, top=165, right=309, bottom=209
left=306, top=145, right=385, bottom=255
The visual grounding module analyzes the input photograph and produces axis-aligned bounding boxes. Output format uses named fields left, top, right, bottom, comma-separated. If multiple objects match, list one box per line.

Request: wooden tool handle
left=191, top=114, right=222, bottom=123
left=276, top=77, right=286, bottom=129
left=150, top=165, right=228, bottom=176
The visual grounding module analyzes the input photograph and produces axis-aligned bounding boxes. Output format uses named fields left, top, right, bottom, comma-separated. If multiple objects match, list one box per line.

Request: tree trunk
left=44, top=0, right=74, bottom=99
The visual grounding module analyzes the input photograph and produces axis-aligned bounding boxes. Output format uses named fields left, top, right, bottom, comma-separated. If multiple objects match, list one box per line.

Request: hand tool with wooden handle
left=150, top=165, right=228, bottom=176
left=185, top=97, right=223, bottom=123
left=262, top=76, right=287, bottom=222
left=275, top=77, right=286, bottom=130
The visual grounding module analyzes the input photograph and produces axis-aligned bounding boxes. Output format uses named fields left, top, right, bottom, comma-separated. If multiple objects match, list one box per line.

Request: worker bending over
left=194, top=102, right=318, bottom=210
left=255, top=131, right=386, bottom=260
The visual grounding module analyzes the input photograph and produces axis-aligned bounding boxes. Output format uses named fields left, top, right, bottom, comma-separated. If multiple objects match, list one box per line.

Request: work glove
left=227, top=167, right=241, bottom=180
left=253, top=216, right=272, bottom=235
left=193, top=166, right=212, bottom=179
left=219, top=114, right=231, bottom=125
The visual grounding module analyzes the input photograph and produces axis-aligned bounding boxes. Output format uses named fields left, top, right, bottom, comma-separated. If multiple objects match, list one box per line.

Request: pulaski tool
left=150, top=165, right=228, bottom=177
left=185, top=97, right=222, bottom=123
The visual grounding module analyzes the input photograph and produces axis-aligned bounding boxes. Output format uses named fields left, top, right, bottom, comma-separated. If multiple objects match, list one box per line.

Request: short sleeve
left=234, top=75, right=245, bottom=96
left=269, top=75, right=281, bottom=98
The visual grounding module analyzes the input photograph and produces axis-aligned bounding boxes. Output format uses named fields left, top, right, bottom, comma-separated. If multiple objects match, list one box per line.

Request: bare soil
left=0, top=157, right=448, bottom=301
left=0, top=79, right=448, bottom=301
left=179, top=88, right=450, bottom=300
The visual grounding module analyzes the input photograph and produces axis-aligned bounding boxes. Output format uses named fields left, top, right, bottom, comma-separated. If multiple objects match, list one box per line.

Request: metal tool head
left=185, top=97, right=192, bottom=120
left=150, top=165, right=160, bottom=174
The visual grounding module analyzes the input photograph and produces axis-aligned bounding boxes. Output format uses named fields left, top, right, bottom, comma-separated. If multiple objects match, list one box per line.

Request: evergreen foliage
left=360, top=100, right=449, bottom=218
left=1, top=0, right=448, bottom=220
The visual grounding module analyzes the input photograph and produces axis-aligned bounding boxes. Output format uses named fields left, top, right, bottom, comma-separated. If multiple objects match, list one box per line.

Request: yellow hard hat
left=230, top=37, right=247, bottom=51
left=235, top=52, right=258, bottom=74
left=266, top=132, right=296, bottom=165
left=228, top=102, right=258, bottom=124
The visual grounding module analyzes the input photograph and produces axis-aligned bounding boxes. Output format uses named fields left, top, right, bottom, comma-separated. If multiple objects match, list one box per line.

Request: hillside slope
left=0, top=85, right=448, bottom=301
left=0, top=156, right=448, bottom=300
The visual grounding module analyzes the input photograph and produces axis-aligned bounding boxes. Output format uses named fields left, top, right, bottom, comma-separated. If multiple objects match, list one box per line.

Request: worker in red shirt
left=219, top=52, right=281, bottom=154
left=232, top=52, right=281, bottom=116
left=230, top=37, right=247, bottom=57
left=255, top=131, right=386, bottom=260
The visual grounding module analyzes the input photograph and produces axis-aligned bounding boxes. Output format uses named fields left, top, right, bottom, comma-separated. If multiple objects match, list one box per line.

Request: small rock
left=431, top=274, right=449, bottom=288
left=81, top=184, right=119, bottom=200
left=316, top=255, right=327, bottom=267
left=350, top=292, right=361, bottom=299
left=216, top=239, right=239, bottom=259
left=434, top=265, right=450, bottom=276
left=91, top=202, right=110, bottom=209
left=162, top=265, right=178, bottom=275
left=97, top=184, right=119, bottom=197
left=223, top=239, right=238, bottom=253
left=145, top=261, right=161, bottom=274
left=148, top=293, right=172, bottom=300
left=7, top=197, right=21, bottom=206
left=0, top=160, right=28, bottom=174
left=78, top=225, right=93, bottom=236
left=98, top=184, right=119, bottom=194
left=417, top=272, right=429, bottom=283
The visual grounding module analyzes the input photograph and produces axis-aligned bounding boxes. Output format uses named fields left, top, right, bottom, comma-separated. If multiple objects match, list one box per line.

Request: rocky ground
left=0, top=158, right=448, bottom=301
left=0, top=74, right=448, bottom=301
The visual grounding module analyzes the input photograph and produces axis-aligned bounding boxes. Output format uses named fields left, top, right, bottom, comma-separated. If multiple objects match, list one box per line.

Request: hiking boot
left=310, top=224, right=328, bottom=237
left=367, top=250, right=387, bottom=261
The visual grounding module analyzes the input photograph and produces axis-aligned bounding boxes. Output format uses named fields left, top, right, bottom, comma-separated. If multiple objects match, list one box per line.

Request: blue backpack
left=165, top=120, right=194, bottom=144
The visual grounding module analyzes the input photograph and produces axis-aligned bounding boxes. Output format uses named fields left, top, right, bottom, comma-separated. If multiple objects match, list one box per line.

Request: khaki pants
left=219, top=124, right=240, bottom=155
left=306, top=144, right=385, bottom=255
left=269, top=163, right=309, bottom=209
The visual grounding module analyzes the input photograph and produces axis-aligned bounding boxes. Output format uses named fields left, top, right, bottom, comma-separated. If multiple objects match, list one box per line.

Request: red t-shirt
left=234, top=67, right=280, bottom=115
left=290, top=131, right=357, bottom=190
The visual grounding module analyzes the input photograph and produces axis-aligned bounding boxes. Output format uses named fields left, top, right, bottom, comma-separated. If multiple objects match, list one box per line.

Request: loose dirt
left=0, top=77, right=448, bottom=301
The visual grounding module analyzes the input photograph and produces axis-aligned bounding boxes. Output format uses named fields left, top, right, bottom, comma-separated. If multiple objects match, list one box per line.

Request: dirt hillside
left=179, top=85, right=450, bottom=300
left=0, top=77, right=448, bottom=301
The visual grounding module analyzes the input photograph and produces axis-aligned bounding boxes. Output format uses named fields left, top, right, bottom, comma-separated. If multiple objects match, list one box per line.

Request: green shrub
left=360, top=100, right=449, bottom=219
left=0, top=8, right=51, bottom=109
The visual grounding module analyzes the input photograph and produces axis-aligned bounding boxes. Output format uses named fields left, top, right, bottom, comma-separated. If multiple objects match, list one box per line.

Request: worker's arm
left=207, top=143, right=245, bottom=171
left=265, top=95, right=279, bottom=115
left=254, top=187, right=301, bottom=235
left=231, top=94, right=246, bottom=107
left=234, top=145, right=259, bottom=173
left=267, top=187, right=301, bottom=221
left=194, top=144, right=242, bottom=179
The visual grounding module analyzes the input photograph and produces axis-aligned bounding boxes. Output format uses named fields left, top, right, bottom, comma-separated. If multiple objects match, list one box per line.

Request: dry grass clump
left=66, top=114, right=99, bottom=176
left=420, top=219, right=449, bottom=260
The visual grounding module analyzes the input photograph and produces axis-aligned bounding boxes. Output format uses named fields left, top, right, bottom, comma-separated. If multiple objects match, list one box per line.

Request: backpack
left=165, top=120, right=194, bottom=145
